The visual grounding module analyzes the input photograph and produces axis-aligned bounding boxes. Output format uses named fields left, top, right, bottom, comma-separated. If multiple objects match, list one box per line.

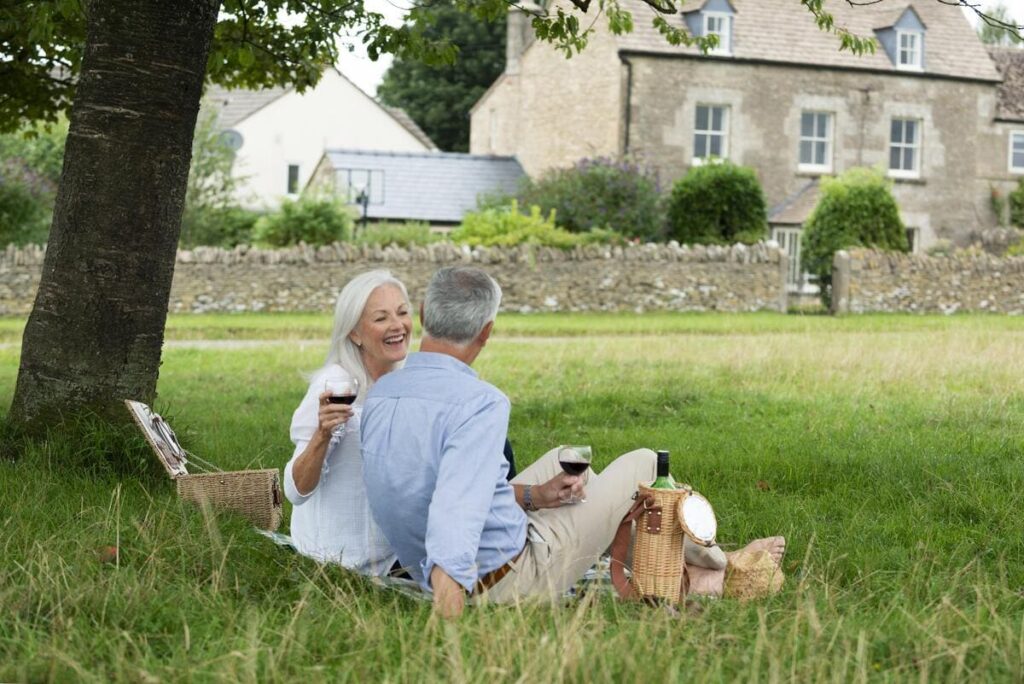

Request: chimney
left=506, top=2, right=541, bottom=75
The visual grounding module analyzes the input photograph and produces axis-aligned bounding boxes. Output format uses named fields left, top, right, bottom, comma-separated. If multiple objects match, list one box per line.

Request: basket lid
left=124, top=399, right=189, bottom=479
left=677, top=490, right=717, bottom=546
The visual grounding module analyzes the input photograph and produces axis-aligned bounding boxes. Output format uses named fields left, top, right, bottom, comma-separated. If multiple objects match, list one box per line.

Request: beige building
left=472, top=0, right=1022, bottom=288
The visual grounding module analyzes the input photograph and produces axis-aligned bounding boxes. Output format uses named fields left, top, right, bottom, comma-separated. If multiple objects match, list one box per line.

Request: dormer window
left=682, top=0, right=736, bottom=57
left=897, top=30, right=923, bottom=70
left=875, top=7, right=926, bottom=72
left=704, top=12, right=732, bottom=55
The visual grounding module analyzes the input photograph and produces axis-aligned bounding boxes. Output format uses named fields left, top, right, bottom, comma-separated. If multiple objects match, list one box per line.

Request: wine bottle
left=650, top=450, right=676, bottom=489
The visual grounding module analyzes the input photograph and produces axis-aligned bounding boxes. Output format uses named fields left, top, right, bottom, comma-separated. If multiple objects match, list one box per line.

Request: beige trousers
left=486, top=447, right=727, bottom=603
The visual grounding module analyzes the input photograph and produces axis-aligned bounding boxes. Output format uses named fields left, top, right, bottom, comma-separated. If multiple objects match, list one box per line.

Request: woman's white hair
left=323, top=269, right=411, bottom=391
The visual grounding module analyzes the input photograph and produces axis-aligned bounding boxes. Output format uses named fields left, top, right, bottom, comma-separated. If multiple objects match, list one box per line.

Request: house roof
left=615, top=0, right=999, bottom=82
left=769, top=179, right=819, bottom=226
left=319, top=149, right=526, bottom=223
left=989, top=47, right=1024, bottom=121
left=205, top=83, right=291, bottom=128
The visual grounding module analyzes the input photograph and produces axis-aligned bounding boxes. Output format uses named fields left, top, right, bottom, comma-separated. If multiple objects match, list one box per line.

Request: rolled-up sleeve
left=284, top=374, right=326, bottom=505
left=421, top=392, right=511, bottom=592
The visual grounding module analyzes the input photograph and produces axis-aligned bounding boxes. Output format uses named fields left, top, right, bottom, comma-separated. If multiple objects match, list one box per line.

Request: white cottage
left=205, top=68, right=436, bottom=210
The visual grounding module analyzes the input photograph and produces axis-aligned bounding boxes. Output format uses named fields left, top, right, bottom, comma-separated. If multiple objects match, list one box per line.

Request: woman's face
left=350, top=284, right=412, bottom=377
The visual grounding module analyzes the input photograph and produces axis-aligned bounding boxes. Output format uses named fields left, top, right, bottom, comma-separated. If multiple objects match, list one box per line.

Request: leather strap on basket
left=610, top=493, right=659, bottom=600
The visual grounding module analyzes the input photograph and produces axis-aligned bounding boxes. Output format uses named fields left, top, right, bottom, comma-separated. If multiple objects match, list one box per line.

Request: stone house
left=204, top=68, right=436, bottom=211
left=471, top=0, right=1020, bottom=290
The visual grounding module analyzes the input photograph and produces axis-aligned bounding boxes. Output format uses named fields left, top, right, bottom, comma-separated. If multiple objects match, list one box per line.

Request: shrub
left=352, top=221, right=443, bottom=248
left=516, top=157, right=664, bottom=240
left=0, top=175, right=51, bottom=245
left=802, top=167, right=907, bottom=305
left=452, top=201, right=619, bottom=249
left=1008, top=238, right=1024, bottom=257
left=1009, top=178, right=1024, bottom=228
left=665, top=161, right=767, bottom=245
left=179, top=206, right=260, bottom=248
left=252, top=196, right=354, bottom=247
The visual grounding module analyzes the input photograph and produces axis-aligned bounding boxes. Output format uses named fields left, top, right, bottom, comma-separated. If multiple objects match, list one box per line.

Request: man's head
left=422, top=266, right=502, bottom=350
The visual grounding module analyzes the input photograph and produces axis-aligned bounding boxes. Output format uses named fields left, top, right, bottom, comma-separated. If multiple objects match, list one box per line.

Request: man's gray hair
left=423, top=266, right=502, bottom=346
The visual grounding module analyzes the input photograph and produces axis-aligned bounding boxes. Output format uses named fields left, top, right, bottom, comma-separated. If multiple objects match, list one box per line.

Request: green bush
left=1009, top=178, right=1024, bottom=228
left=0, top=176, right=51, bottom=245
left=516, top=157, right=664, bottom=240
left=802, top=167, right=907, bottom=305
left=179, top=206, right=260, bottom=248
left=252, top=196, right=354, bottom=247
left=665, top=161, right=767, bottom=245
left=452, top=201, right=619, bottom=249
left=352, top=221, right=443, bottom=248
left=1007, top=238, right=1024, bottom=257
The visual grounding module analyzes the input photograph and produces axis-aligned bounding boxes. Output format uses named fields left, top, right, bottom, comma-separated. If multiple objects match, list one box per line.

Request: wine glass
left=324, top=376, right=359, bottom=436
left=558, top=445, right=592, bottom=504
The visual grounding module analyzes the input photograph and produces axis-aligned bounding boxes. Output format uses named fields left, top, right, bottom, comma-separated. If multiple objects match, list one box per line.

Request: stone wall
left=832, top=249, right=1024, bottom=314
left=0, top=242, right=788, bottom=315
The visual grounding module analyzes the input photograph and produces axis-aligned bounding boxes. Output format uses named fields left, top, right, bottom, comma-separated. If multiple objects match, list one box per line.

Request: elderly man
left=361, top=266, right=775, bottom=617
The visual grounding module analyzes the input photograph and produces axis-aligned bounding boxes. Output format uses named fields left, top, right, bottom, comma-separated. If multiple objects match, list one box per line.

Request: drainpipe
left=620, top=54, right=633, bottom=156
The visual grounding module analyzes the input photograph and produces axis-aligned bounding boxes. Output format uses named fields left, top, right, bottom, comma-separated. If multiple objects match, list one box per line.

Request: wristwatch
left=523, top=485, right=538, bottom=511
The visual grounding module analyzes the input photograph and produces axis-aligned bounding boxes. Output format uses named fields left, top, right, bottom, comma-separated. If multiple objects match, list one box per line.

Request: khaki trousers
left=485, top=447, right=727, bottom=603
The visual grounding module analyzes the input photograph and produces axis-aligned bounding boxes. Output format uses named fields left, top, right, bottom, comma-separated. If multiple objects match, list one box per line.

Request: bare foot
left=729, top=536, right=786, bottom=567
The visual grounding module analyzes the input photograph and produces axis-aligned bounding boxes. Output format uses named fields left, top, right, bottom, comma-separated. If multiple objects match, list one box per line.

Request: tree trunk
left=9, top=0, right=219, bottom=430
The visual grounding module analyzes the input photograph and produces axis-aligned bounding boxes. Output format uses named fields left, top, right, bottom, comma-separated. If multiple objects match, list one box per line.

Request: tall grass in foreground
left=2, top=315, right=1024, bottom=680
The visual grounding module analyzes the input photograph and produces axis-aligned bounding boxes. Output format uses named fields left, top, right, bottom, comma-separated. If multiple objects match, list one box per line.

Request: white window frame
left=703, top=12, right=732, bottom=55
left=692, top=104, right=729, bottom=165
left=798, top=111, right=833, bottom=173
left=896, top=30, right=923, bottom=71
left=888, top=118, right=921, bottom=180
left=1009, top=131, right=1024, bottom=174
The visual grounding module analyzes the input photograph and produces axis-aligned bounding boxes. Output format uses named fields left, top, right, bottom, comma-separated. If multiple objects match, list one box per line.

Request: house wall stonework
left=470, top=27, right=623, bottom=176
left=832, top=248, right=1024, bottom=314
left=0, top=243, right=788, bottom=315
left=626, top=55, right=999, bottom=248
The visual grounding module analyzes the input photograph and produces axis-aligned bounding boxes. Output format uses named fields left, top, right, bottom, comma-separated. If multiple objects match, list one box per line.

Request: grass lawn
left=2, top=312, right=1024, bottom=681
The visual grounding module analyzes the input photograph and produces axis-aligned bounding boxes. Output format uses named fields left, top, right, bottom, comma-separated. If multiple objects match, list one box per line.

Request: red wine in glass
left=558, top=445, right=592, bottom=503
left=327, top=394, right=357, bottom=405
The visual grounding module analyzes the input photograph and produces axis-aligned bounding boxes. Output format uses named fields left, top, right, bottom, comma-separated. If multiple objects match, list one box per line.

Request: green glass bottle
left=650, top=450, right=676, bottom=489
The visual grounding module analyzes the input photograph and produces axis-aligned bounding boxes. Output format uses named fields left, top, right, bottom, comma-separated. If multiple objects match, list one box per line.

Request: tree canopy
left=1, top=0, right=885, bottom=135
left=378, top=2, right=505, bottom=152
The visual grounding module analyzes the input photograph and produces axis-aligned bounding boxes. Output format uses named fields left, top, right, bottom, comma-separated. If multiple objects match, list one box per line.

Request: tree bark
left=9, top=0, right=220, bottom=430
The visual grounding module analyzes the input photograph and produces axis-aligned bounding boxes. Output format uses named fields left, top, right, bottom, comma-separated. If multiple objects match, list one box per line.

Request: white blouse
left=284, top=368, right=397, bottom=575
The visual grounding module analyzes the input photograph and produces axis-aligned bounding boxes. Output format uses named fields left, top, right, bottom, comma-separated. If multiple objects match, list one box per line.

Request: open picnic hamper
left=125, top=400, right=283, bottom=530
left=631, top=482, right=718, bottom=604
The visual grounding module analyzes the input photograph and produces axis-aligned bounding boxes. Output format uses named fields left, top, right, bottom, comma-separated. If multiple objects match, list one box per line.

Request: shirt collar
left=405, top=351, right=478, bottom=378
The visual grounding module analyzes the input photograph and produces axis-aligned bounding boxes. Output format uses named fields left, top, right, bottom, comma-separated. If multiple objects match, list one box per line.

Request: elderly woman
left=284, top=270, right=412, bottom=574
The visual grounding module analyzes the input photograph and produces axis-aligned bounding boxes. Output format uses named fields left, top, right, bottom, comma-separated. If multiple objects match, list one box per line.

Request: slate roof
left=769, top=179, right=819, bottom=226
left=205, top=84, right=291, bottom=128
left=615, top=0, right=999, bottom=82
left=319, top=149, right=526, bottom=223
left=989, top=47, right=1024, bottom=121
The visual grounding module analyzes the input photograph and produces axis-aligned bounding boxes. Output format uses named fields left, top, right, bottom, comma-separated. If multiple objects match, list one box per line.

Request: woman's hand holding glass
left=320, top=375, right=359, bottom=438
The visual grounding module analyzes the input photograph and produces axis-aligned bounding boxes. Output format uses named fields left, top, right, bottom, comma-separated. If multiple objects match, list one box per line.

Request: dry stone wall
left=832, top=249, right=1024, bottom=314
left=0, top=242, right=788, bottom=315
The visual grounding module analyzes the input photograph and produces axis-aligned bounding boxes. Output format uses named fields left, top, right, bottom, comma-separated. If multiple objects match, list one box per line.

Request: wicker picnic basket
left=631, top=483, right=688, bottom=604
left=632, top=483, right=719, bottom=604
left=125, top=400, right=283, bottom=530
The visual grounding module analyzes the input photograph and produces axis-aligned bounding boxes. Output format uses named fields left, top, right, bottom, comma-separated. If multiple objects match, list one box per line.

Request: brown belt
left=474, top=548, right=524, bottom=593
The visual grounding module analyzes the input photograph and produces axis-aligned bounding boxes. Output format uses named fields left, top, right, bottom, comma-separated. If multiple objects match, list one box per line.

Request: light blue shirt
left=361, top=352, right=528, bottom=592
